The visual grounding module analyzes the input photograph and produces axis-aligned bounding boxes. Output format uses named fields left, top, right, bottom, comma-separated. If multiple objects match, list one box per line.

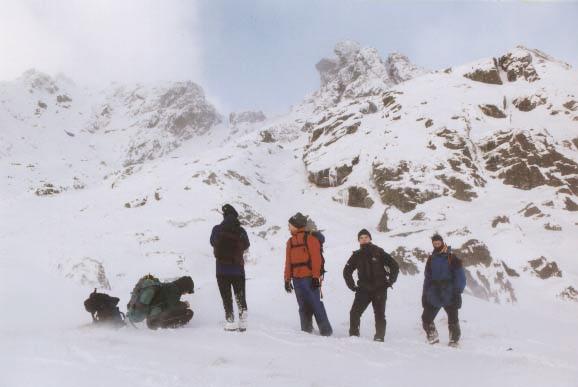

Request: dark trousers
left=217, top=275, right=247, bottom=319
left=421, top=303, right=459, bottom=325
left=292, top=277, right=333, bottom=336
left=146, top=302, right=193, bottom=329
left=349, top=289, right=387, bottom=340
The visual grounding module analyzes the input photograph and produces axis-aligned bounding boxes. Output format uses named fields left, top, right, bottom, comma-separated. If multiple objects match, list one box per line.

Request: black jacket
left=343, top=243, right=399, bottom=292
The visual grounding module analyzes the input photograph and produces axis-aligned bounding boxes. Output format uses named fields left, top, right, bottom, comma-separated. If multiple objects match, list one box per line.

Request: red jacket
left=284, top=230, right=322, bottom=281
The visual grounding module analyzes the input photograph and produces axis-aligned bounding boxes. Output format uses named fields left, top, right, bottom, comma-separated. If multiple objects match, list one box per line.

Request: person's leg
left=232, top=276, right=248, bottom=331
left=349, top=290, right=371, bottom=337
left=371, top=290, right=387, bottom=341
left=421, top=303, right=441, bottom=343
left=147, top=302, right=193, bottom=329
left=293, top=278, right=314, bottom=333
left=302, top=280, right=333, bottom=336
left=444, top=305, right=461, bottom=344
left=216, top=275, right=234, bottom=321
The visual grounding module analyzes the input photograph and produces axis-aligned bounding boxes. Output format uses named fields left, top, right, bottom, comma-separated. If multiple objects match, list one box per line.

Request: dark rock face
left=563, top=100, right=577, bottom=111
left=345, top=186, right=374, bottom=208
left=480, top=129, right=578, bottom=194
left=237, top=203, right=266, bottom=228
left=453, top=239, right=492, bottom=267
left=377, top=209, right=390, bottom=232
left=479, top=104, right=507, bottom=118
left=519, top=203, right=544, bottom=218
left=501, top=261, right=520, bottom=277
left=513, top=95, right=546, bottom=112
left=56, top=94, right=72, bottom=103
left=390, top=247, right=420, bottom=275
left=559, top=286, right=578, bottom=302
left=463, top=58, right=502, bottom=85
left=498, top=51, right=540, bottom=82
left=492, top=216, right=510, bottom=228
left=308, top=159, right=357, bottom=188
left=360, top=101, right=378, bottom=114
left=35, top=183, right=63, bottom=196
left=544, top=223, right=562, bottom=231
left=565, top=197, right=578, bottom=211
left=527, top=257, right=562, bottom=279
left=260, top=130, right=275, bottom=143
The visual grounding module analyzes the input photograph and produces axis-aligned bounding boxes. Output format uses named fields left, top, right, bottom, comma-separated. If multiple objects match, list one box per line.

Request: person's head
left=431, top=234, right=444, bottom=250
left=358, top=229, right=372, bottom=245
left=174, top=276, right=194, bottom=295
left=222, top=204, right=238, bottom=218
left=288, top=212, right=308, bottom=234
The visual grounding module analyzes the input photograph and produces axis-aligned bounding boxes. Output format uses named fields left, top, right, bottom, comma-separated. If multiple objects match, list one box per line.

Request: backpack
left=290, top=231, right=327, bottom=277
left=126, top=274, right=161, bottom=323
left=84, top=289, right=125, bottom=326
left=213, top=227, right=245, bottom=265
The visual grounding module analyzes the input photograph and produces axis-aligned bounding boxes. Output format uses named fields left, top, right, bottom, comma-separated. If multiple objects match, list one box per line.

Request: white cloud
left=0, top=0, right=202, bottom=85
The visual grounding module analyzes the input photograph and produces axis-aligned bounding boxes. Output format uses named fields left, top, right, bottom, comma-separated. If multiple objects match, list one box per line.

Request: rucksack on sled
left=84, top=289, right=125, bottom=326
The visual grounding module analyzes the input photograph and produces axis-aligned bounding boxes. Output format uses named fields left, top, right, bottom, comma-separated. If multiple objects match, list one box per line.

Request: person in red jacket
left=284, top=212, right=332, bottom=336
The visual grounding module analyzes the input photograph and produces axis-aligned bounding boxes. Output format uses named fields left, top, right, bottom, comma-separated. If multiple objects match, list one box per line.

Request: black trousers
left=349, top=289, right=387, bottom=340
left=146, top=302, right=193, bottom=329
left=421, top=303, right=459, bottom=325
left=217, top=275, right=247, bottom=319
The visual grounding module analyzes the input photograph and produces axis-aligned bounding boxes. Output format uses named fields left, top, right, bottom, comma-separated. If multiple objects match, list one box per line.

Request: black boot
left=423, top=321, right=439, bottom=344
left=448, top=322, right=461, bottom=347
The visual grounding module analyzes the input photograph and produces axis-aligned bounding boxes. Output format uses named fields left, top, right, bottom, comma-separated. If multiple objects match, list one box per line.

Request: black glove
left=453, top=292, right=462, bottom=309
left=421, top=293, right=427, bottom=308
left=311, top=278, right=321, bottom=288
left=285, top=280, right=293, bottom=293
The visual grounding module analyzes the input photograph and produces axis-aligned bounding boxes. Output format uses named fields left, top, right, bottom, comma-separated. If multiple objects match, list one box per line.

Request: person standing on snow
left=421, top=234, right=466, bottom=347
left=284, top=212, right=332, bottom=336
left=210, top=204, right=250, bottom=331
left=343, top=229, right=399, bottom=342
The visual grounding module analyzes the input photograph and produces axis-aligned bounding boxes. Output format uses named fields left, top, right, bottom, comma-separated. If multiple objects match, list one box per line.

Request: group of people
left=84, top=204, right=467, bottom=346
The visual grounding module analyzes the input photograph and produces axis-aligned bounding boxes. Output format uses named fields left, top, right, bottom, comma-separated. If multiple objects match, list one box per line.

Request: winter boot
left=373, top=336, right=384, bottom=342
left=238, top=309, right=248, bottom=332
left=448, top=322, right=461, bottom=347
left=224, top=314, right=237, bottom=331
left=423, top=322, right=439, bottom=344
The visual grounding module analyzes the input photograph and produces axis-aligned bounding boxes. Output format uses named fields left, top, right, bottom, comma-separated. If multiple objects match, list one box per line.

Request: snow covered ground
left=1, top=44, right=578, bottom=386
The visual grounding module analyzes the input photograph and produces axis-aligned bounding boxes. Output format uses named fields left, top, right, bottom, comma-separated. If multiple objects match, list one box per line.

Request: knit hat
left=174, top=276, right=194, bottom=294
left=431, top=234, right=444, bottom=243
left=222, top=204, right=239, bottom=218
left=288, top=212, right=308, bottom=228
left=357, top=228, right=372, bottom=240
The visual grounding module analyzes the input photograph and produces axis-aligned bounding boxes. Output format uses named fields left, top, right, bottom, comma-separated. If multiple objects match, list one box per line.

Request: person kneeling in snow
left=127, top=275, right=194, bottom=329
left=421, top=234, right=466, bottom=346
left=284, top=212, right=332, bottom=336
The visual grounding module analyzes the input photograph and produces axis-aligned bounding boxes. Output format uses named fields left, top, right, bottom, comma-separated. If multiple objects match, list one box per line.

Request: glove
left=453, top=292, right=462, bottom=309
left=421, top=293, right=427, bottom=308
left=385, top=280, right=393, bottom=289
left=284, top=280, right=293, bottom=293
left=311, top=278, right=321, bottom=288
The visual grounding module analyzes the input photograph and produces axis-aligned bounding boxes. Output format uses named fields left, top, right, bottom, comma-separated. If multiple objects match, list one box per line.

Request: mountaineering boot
left=423, top=321, right=439, bottom=344
left=224, top=313, right=237, bottom=331
left=448, top=322, right=461, bottom=347
left=238, top=309, right=248, bottom=332
left=373, top=336, right=384, bottom=342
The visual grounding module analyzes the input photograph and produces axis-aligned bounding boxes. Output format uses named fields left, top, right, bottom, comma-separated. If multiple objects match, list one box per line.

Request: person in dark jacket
left=343, top=229, right=399, bottom=342
left=421, top=234, right=466, bottom=346
left=284, top=212, right=332, bottom=336
left=143, top=276, right=195, bottom=330
left=210, top=204, right=250, bottom=331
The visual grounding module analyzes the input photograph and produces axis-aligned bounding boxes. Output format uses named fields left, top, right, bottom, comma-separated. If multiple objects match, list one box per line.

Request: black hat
left=174, top=276, right=194, bottom=294
left=431, top=234, right=444, bottom=242
left=222, top=204, right=239, bottom=218
left=289, top=212, right=308, bottom=228
left=358, top=228, right=372, bottom=240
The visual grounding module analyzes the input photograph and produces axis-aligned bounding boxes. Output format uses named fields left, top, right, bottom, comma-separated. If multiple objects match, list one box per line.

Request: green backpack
left=126, top=274, right=161, bottom=323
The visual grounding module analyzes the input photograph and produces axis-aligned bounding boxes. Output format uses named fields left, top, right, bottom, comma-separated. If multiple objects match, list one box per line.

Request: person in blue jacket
left=421, top=234, right=466, bottom=346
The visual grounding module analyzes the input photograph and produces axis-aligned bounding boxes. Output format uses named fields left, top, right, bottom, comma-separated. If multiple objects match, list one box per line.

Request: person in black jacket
left=210, top=204, right=250, bottom=331
left=343, top=229, right=399, bottom=342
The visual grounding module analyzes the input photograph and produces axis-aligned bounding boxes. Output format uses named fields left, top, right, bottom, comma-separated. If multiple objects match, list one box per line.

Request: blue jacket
left=210, top=215, right=250, bottom=276
left=422, top=246, right=466, bottom=308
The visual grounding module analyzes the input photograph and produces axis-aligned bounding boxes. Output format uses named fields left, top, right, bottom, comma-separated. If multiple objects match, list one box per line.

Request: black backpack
left=213, top=227, right=245, bottom=265
left=84, top=289, right=125, bottom=326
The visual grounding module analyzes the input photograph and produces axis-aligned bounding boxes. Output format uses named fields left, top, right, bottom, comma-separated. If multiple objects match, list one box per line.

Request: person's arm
left=383, top=250, right=399, bottom=285
left=284, top=240, right=292, bottom=282
left=210, top=225, right=219, bottom=247
left=240, top=227, right=250, bottom=250
left=307, top=234, right=322, bottom=279
left=343, top=253, right=357, bottom=291
left=422, top=257, right=432, bottom=294
left=451, top=255, right=467, bottom=293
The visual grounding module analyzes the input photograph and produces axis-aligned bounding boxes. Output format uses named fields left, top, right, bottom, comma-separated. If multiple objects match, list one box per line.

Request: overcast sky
left=1, top=0, right=577, bottom=114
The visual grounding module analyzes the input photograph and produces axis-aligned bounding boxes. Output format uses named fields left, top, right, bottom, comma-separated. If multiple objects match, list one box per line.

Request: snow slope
left=1, top=43, right=578, bottom=387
